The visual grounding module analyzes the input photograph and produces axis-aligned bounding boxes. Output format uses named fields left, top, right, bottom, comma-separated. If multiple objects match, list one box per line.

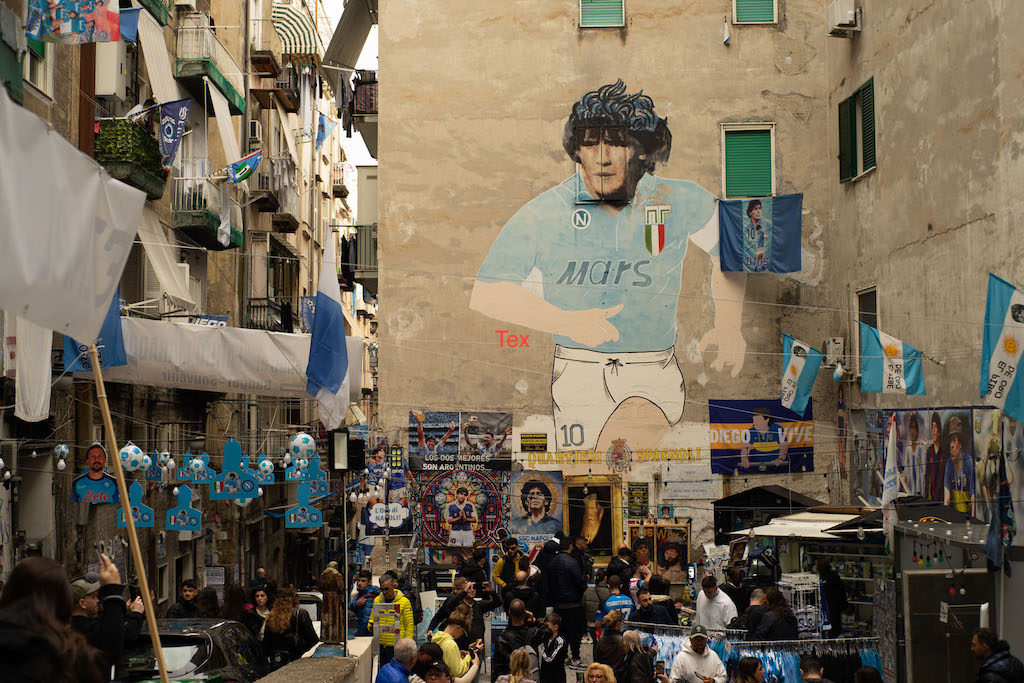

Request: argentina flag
left=858, top=322, right=925, bottom=395
left=780, top=334, right=822, bottom=416
left=980, top=273, right=1024, bottom=423
left=305, top=237, right=350, bottom=430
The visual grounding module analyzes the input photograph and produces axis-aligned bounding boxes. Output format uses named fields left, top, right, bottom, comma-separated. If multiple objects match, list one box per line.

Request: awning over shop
left=713, top=486, right=823, bottom=544
left=272, top=2, right=320, bottom=57
left=733, top=511, right=860, bottom=540
left=137, top=11, right=190, bottom=103
left=323, top=0, right=376, bottom=70
left=136, top=206, right=196, bottom=311
left=92, top=317, right=364, bottom=402
left=269, top=232, right=302, bottom=260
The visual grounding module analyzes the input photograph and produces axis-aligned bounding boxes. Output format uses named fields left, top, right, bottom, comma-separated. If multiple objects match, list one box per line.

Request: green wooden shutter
left=735, top=0, right=775, bottom=22
left=580, top=0, right=624, bottom=27
left=27, top=37, right=45, bottom=59
left=860, top=79, right=876, bottom=171
left=725, top=130, right=772, bottom=197
left=838, top=95, right=856, bottom=182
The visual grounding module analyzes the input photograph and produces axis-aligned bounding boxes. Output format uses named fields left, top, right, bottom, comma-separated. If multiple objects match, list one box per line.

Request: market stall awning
left=272, top=2, right=320, bottom=57
left=732, top=511, right=860, bottom=540
left=714, top=486, right=823, bottom=510
left=90, top=317, right=363, bottom=401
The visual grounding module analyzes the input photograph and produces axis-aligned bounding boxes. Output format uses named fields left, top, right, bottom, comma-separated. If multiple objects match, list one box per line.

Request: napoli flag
left=315, top=112, right=338, bottom=151
left=858, top=322, right=926, bottom=395
left=159, top=98, right=191, bottom=170
left=63, top=287, right=126, bottom=371
left=980, top=274, right=1024, bottom=423
left=780, top=334, right=823, bottom=416
left=305, top=237, right=349, bottom=430
left=719, top=193, right=802, bottom=273
left=227, top=150, right=262, bottom=183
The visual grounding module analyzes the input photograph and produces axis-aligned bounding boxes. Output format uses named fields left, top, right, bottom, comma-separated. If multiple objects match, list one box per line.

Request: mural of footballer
left=447, top=486, right=476, bottom=546
left=471, top=80, right=746, bottom=451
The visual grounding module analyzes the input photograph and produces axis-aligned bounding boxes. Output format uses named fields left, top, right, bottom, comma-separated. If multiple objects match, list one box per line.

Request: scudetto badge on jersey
left=644, top=205, right=671, bottom=256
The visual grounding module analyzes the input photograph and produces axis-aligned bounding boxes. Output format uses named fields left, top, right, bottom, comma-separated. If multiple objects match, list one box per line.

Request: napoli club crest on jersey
left=644, top=205, right=671, bottom=256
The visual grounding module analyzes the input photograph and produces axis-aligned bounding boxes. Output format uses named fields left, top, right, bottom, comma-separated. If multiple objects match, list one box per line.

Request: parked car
left=297, top=590, right=323, bottom=639
left=115, top=619, right=269, bottom=683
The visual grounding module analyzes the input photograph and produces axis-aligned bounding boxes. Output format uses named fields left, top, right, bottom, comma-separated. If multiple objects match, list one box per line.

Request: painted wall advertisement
left=417, top=470, right=507, bottom=548
left=709, top=399, right=814, bottom=475
left=408, top=410, right=512, bottom=471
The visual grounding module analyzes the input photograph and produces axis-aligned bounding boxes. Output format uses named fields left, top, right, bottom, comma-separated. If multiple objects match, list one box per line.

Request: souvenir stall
left=713, top=486, right=823, bottom=545
left=631, top=620, right=882, bottom=683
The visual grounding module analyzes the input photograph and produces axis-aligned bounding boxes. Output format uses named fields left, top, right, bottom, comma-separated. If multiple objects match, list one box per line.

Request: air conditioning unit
left=249, top=120, right=263, bottom=144
left=175, top=0, right=197, bottom=10
left=95, top=41, right=127, bottom=100
left=828, top=0, right=860, bottom=36
left=823, top=337, right=845, bottom=367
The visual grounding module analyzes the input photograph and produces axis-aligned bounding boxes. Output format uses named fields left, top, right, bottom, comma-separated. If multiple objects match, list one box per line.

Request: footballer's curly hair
left=520, top=481, right=553, bottom=514
left=562, top=79, right=672, bottom=174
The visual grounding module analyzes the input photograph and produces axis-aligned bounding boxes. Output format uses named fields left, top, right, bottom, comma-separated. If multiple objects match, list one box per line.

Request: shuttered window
left=724, top=129, right=773, bottom=198
left=838, top=78, right=876, bottom=182
left=734, top=0, right=775, bottom=23
left=580, top=0, right=624, bottom=27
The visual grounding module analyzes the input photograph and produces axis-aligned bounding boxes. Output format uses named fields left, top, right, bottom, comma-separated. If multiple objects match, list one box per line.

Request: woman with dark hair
left=221, top=584, right=249, bottom=623
left=245, top=586, right=272, bottom=640
left=263, top=587, right=319, bottom=669
left=196, top=586, right=220, bottom=618
left=925, top=411, right=946, bottom=501
left=752, top=587, right=798, bottom=640
left=815, top=560, right=849, bottom=638
left=736, top=656, right=765, bottom=683
left=0, top=556, right=107, bottom=682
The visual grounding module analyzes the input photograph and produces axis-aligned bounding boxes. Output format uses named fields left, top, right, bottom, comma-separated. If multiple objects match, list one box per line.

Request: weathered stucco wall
left=378, top=0, right=838, bottom=550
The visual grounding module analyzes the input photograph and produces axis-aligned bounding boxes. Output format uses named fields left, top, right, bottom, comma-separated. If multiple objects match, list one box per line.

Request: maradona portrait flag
left=858, top=322, right=925, bottom=395
left=980, top=273, right=1024, bottom=423
left=780, top=334, right=822, bottom=416
left=719, top=193, right=802, bottom=273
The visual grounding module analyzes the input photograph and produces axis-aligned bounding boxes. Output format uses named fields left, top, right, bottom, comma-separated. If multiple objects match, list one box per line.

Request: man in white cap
left=70, top=552, right=145, bottom=668
left=670, top=625, right=727, bottom=683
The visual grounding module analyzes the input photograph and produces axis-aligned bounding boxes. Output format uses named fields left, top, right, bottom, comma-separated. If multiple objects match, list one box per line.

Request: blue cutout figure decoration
left=144, top=450, right=163, bottom=482
left=304, top=455, right=328, bottom=495
left=176, top=451, right=194, bottom=482
left=285, top=457, right=310, bottom=482
left=210, top=438, right=259, bottom=500
left=189, top=452, right=217, bottom=484
left=286, top=482, right=322, bottom=528
left=117, top=481, right=154, bottom=528
left=166, top=485, right=201, bottom=532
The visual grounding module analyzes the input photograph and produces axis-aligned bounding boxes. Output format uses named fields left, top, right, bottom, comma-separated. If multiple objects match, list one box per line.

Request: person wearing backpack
left=262, top=587, right=319, bottom=669
left=496, top=650, right=538, bottom=683
left=492, top=599, right=551, bottom=682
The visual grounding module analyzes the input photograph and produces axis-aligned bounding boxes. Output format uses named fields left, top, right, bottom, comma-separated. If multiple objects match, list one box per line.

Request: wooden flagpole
left=89, top=344, right=170, bottom=683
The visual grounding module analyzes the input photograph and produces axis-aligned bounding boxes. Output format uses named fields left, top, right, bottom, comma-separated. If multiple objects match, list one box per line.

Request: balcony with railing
left=354, top=70, right=377, bottom=115
left=355, top=224, right=378, bottom=295
left=94, top=118, right=169, bottom=200
left=171, top=158, right=242, bottom=250
left=246, top=297, right=297, bottom=332
left=250, top=18, right=282, bottom=77
left=331, top=162, right=348, bottom=199
left=176, top=13, right=245, bottom=115
left=274, top=66, right=300, bottom=112
left=252, top=159, right=280, bottom=213
left=271, top=155, right=300, bottom=233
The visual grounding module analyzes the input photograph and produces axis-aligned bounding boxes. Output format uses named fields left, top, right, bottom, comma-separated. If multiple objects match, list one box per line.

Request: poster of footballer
left=509, top=471, right=563, bottom=562
left=459, top=411, right=513, bottom=470
left=708, top=399, right=814, bottom=475
left=408, top=410, right=459, bottom=470
left=417, top=469, right=507, bottom=548
left=655, top=523, right=690, bottom=584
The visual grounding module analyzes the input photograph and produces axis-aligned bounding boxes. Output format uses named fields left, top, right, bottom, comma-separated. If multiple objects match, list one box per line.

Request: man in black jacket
left=545, top=537, right=587, bottom=668
left=457, top=548, right=490, bottom=586
left=69, top=553, right=145, bottom=668
left=429, top=580, right=501, bottom=648
left=165, top=578, right=201, bottom=618
left=972, top=628, right=1024, bottom=683
left=504, top=570, right=546, bottom=619
left=606, top=545, right=635, bottom=587
left=426, top=576, right=469, bottom=636
left=492, top=598, right=551, bottom=683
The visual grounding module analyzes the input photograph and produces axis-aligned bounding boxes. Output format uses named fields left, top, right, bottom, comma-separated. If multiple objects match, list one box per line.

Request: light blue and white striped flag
left=858, top=321, right=925, bottom=395
left=780, top=333, right=822, bottom=417
left=980, top=273, right=1024, bottom=423
left=305, top=237, right=349, bottom=430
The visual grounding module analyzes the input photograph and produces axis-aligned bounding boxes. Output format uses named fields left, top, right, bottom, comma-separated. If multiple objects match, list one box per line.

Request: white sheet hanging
left=136, top=206, right=197, bottom=310
left=4, top=314, right=53, bottom=422
left=137, top=11, right=190, bottom=103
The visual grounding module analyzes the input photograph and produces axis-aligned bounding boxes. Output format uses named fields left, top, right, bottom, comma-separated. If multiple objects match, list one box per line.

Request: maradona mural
left=470, top=80, right=746, bottom=452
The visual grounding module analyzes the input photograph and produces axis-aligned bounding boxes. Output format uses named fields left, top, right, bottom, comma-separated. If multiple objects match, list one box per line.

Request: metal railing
left=177, top=13, right=244, bottom=95
left=250, top=17, right=283, bottom=57
left=356, top=224, right=377, bottom=272
left=272, top=155, right=299, bottom=215
left=275, top=67, right=299, bottom=93
left=171, top=158, right=221, bottom=213
left=246, top=296, right=299, bottom=332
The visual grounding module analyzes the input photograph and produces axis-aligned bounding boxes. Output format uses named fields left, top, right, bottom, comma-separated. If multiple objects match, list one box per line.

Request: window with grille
left=722, top=125, right=774, bottom=198
left=580, top=0, right=624, bottom=27
left=838, top=78, right=876, bottom=182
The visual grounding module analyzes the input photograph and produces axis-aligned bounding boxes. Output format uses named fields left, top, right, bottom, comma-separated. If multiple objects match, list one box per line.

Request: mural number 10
left=560, top=423, right=585, bottom=447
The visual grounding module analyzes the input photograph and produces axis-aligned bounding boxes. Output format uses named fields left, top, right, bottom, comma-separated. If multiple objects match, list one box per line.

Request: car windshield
left=299, top=602, right=319, bottom=622
left=117, top=635, right=207, bottom=679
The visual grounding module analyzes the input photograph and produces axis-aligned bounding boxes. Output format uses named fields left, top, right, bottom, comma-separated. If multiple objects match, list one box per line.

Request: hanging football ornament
left=140, top=454, right=153, bottom=471
left=258, top=459, right=274, bottom=475
left=833, top=363, right=845, bottom=382
left=283, top=454, right=293, bottom=466
left=190, top=457, right=205, bottom=474
left=289, top=432, right=316, bottom=460
left=119, top=442, right=145, bottom=472
left=57, top=458, right=67, bottom=471
left=158, top=451, right=170, bottom=467
left=54, top=444, right=69, bottom=459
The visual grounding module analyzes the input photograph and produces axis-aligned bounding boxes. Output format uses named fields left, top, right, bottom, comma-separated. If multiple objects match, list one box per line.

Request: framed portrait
left=655, top=522, right=691, bottom=584
left=564, top=475, right=621, bottom=562
left=628, top=525, right=656, bottom=571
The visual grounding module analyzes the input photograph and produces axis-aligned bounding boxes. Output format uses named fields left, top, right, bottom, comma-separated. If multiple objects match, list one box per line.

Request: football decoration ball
left=258, top=459, right=274, bottom=475
left=289, top=432, right=316, bottom=459
left=190, top=458, right=205, bottom=474
left=54, top=444, right=70, bottom=459
left=297, top=458, right=308, bottom=471
left=119, top=443, right=145, bottom=471
left=140, top=454, right=153, bottom=471
left=158, top=451, right=171, bottom=467
left=234, top=496, right=254, bottom=507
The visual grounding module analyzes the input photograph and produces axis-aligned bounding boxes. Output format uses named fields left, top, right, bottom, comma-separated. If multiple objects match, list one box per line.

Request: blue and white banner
left=306, top=237, right=350, bottom=430
left=718, top=193, right=802, bottom=273
left=981, top=273, right=1024, bottom=423
left=315, top=112, right=338, bottom=151
left=63, top=288, right=126, bottom=371
left=858, top=321, right=925, bottom=395
left=780, top=333, right=822, bottom=417
left=227, top=150, right=262, bottom=183
left=159, top=98, right=191, bottom=170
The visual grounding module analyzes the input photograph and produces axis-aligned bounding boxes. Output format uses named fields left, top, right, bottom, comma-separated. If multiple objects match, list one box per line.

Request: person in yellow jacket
left=430, top=609, right=476, bottom=678
left=367, top=574, right=415, bottom=665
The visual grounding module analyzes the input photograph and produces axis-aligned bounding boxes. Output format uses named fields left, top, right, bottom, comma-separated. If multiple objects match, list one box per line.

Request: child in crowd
left=538, top=613, right=567, bottom=683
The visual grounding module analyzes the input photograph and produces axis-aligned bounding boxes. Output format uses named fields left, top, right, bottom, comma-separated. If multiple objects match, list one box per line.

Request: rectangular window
left=734, top=0, right=776, bottom=23
left=23, top=38, right=52, bottom=97
left=580, top=0, right=624, bottom=28
left=722, top=125, right=774, bottom=198
left=838, top=78, right=876, bottom=182
left=856, top=287, right=878, bottom=374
